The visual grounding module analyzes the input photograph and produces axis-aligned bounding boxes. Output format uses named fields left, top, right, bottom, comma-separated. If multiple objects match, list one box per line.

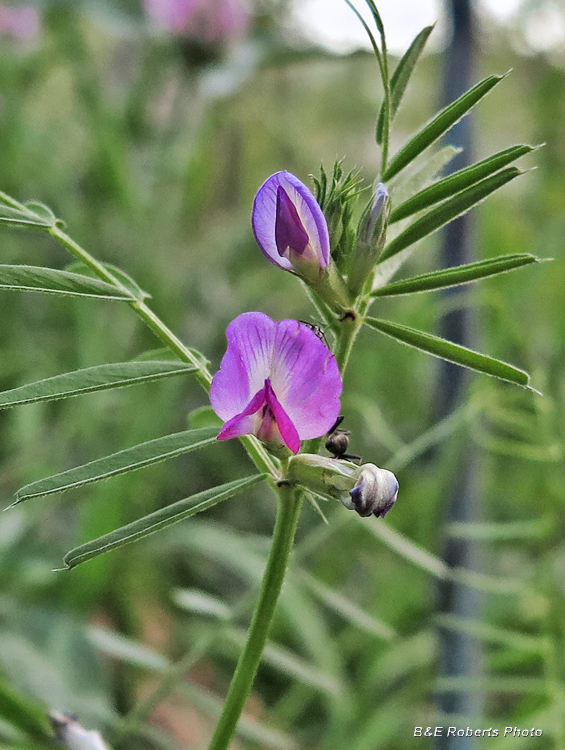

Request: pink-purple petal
left=270, top=321, right=342, bottom=439
left=210, top=312, right=275, bottom=420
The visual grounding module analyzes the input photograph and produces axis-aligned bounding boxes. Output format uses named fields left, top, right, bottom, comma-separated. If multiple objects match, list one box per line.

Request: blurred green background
left=0, top=1, right=563, bottom=748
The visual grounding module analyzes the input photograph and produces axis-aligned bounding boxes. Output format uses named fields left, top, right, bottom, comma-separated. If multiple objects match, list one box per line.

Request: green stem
left=207, top=485, right=303, bottom=750
left=47, top=224, right=280, bottom=479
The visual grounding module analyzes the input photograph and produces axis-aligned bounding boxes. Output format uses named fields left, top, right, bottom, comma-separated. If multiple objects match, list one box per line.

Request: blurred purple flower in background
left=144, top=0, right=250, bottom=44
left=210, top=312, right=342, bottom=454
left=252, top=171, right=331, bottom=274
left=0, top=4, right=40, bottom=40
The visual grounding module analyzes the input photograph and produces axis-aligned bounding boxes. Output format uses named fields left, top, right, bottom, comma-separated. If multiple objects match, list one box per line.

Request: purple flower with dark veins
left=252, top=172, right=330, bottom=275
left=210, top=312, right=342, bottom=454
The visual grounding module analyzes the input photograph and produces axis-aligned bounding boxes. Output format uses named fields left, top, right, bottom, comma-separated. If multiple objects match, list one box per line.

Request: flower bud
left=348, top=182, right=390, bottom=297
left=286, top=454, right=357, bottom=501
left=341, top=463, right=398, bottom=518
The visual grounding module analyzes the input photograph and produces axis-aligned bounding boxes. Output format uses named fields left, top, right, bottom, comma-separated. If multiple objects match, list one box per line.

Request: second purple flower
left=252, top=171, right=330, bottom=275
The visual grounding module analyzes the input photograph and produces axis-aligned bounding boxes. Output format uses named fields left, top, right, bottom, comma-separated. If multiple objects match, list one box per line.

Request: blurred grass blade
left=382, top=74, right=505, bottom=181
left=0, top=678, right=53, bottom=741
left=436, top=614, right=547, bottom=652
left=226, top=629, right=341, bottom=696
left=377, top=25, right=434, bottom=145
left=446, top=519, right=553, bottom=541
left=359, top=516, right=448, bottom=578
left=173, top=588, right=233, bottom=621
left=372, top=253, right=541, bottom=297
left=0, top=361, right=197, bottom=409
left=14, top=427, right=219, bottom=503
left=364, top=316, right=531, bottom=387
left=436, top=676, right=546, bottom=695
left=298, top=571, right=396, bottom=640
left=87, top=626, right=170, bottom=672
left=62, top=474, right=265, bottom=569
left=0, top=265, right=134, bottom=299
left=176, top=681, right=298, bottom=750
left=390, top=144, right=535, bottom=222
left=380, top=168, right=522, bottom=262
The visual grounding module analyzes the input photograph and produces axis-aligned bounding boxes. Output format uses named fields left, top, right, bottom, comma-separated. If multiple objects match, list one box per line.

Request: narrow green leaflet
left=62, top=474, right=265, bottom=569
left=14, top=427, right=218, bottom=503
left=371, top=254, right=541, bottom=297
left=0, top=361, right=197, bottom=409
left=379, top=167, right=522, bottom=262
left=66, top=261, right=150, bottom=301
left=377, top=25, right=434, bottom=145
left=390, top=144, right=534, bottom=222
left=0, top=265, right=134, bottom=299
left=364, top=317, right=531, bottom=387
left=382, top=74, right=505, bottom=181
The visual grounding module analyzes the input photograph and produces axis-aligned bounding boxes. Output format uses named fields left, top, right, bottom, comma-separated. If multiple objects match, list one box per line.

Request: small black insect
left=325, top=416, right=361, bottom=463
left=299, top=320, right=329, bottom=347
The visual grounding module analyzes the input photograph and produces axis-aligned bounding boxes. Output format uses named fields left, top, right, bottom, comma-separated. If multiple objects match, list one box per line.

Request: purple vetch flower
left=210, top=312, right=342, bottom=454
left=252, top=172, right=331, bottom=273
left=0, top=5, right=40, bottom=40
left=144, top=0, right=249, bottom=43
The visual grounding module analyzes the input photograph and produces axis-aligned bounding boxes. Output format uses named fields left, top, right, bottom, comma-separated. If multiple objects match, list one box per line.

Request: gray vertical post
left=436, top=0, right=482, bottom=745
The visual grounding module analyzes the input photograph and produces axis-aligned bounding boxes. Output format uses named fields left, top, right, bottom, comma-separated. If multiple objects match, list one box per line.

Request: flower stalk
left=207, top=484, right=304, bottom=750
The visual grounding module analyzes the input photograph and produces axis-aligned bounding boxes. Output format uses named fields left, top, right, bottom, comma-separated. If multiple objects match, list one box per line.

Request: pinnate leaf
left=14, top=427, right=218, bottom=503
left=383, top=73, right=505, bottom=181
left=390, top=144, right=535, bottom=222
left=0, top=265, right=134, bottom=299
left=379, top=167, right=522, bottom=262
left=62, top=474, right=265, bottom=569
left=0, top=361, right=197, bottom=409
left=371, top=254, right=541, bottom=297
left=377, top=25, right=434, bottom=145
left=364, top=316, right=531, bottom=387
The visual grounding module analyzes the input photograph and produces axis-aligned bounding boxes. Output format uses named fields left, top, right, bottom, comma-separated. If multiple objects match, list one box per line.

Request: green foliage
left=0, top=360, right=197, bottom=409
left=383, top=74, right=506, bottom=181
left=62, top=474, right=266, bottom=569
left=14, top=427, right=219, bottom=503
left=379, top=167, right=523, bottom=261
left=371, top=254, right=541, bottom=296
left=0, top=2, right=561, bottom=750
left=0, top=264, right=134, bottom=299
left=376, top=25, right=434, bottom=145
left=364, top=316, right=531, bottom=387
